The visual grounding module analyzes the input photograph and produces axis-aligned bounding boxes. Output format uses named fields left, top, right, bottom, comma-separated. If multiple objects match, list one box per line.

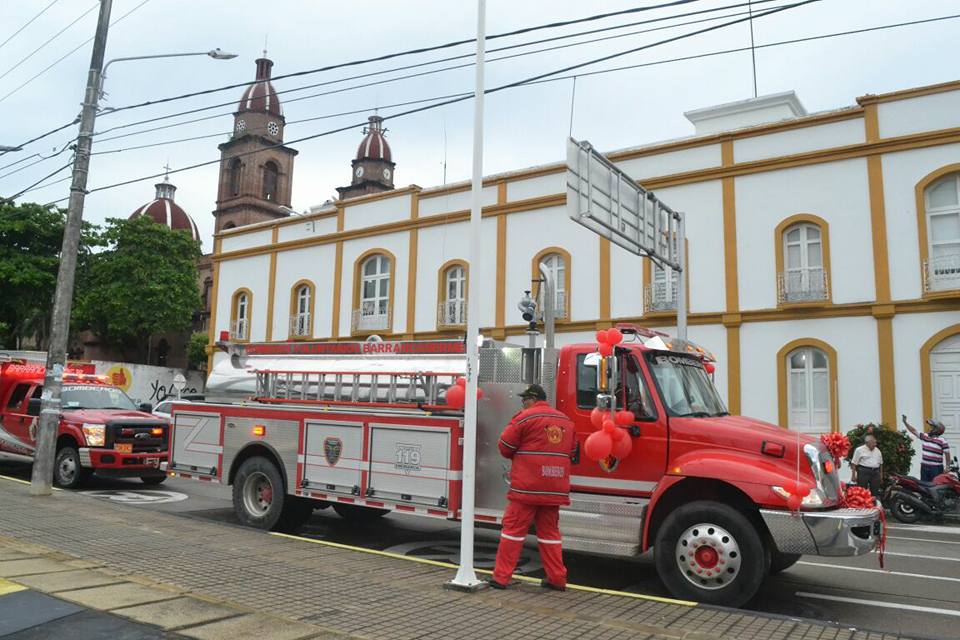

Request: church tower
left=336, top=115, right=395, bottom=200
left=213, top=57, right=298, bottom=232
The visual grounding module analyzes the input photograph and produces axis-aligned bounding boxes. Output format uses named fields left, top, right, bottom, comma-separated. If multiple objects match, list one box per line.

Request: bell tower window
left=263, top=161, right=279, bottom=201
left=228, top=159, right=242, bottom=197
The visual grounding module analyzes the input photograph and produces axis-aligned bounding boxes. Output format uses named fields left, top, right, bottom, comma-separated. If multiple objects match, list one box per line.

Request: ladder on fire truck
left=254, top=369, right=462, bottom=407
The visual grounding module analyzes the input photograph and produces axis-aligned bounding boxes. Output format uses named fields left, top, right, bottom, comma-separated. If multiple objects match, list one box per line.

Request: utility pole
left=31, top=0, right=113, bottom=496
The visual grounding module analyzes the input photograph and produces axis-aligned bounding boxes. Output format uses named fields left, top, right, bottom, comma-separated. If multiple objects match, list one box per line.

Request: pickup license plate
left=115, top=443, right=133, bottom=453
left=145, top=458, right=159, bottom=467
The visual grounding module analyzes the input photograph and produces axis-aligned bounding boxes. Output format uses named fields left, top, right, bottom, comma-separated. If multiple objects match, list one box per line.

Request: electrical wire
left=0, top=0, right=152, bottom=106
left=0, top=153, right=42, bottom=173
left=0, top=3, right=99, bottom=82
left=31, top=0, right=815, bottom=205
left=0, top=0, right=63, bottom=52
left=4, top=160, right=74, bottom=202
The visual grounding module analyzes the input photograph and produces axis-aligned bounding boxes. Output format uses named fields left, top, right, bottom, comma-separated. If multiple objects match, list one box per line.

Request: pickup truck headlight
left=81, top=423, right=105, bottom=447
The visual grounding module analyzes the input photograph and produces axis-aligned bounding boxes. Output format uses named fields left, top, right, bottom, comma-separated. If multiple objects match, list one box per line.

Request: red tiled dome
left=356, top=115, right=391, bottom=162
left=130, top=180, right=200, bottom=242
left=238, top=58, right=282, bottom=117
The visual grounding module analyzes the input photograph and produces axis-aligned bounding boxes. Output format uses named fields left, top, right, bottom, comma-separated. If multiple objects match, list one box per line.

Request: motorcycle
left=884, top=456, right=960, bottom=523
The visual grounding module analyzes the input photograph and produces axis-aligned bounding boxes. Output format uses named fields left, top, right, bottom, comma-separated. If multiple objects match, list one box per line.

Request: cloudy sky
left=0, top=0, right=956, bottom=252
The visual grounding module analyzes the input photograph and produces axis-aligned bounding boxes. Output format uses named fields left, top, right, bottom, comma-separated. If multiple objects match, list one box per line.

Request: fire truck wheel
left=53, top=446, right=90, bottom=489
left=654, top=500, right=766, bottom=607
left=332, top=503, right=389, bottom=521
left=769, top=551, right=801, bottom=574
left=140, top=475, right=167, bottom=485
left=233, top=456, right=292, bottom=531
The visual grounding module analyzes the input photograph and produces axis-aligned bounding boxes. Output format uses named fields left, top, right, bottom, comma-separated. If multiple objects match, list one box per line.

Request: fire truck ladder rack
left=254, top=369, right=461, bottom=408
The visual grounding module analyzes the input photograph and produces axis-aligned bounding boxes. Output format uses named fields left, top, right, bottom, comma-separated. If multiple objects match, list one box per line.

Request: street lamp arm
left=102, top=49, right=238, bottom=79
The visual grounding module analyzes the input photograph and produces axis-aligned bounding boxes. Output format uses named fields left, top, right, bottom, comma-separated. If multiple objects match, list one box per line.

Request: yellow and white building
left=207, top=79, right=960, bottom=471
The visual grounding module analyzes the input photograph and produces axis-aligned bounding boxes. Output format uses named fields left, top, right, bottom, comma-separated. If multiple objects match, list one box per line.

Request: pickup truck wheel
left=233, top=456, right=289, bottom=531
left=332, top=503, right=389, bottom=521
left=769, top=551, right=801, bottom=574
left=53, top=446, right=89, bottom=489
left=140, top=475, right=166, bottom=485
left=654, top=500, right=766, bottom=607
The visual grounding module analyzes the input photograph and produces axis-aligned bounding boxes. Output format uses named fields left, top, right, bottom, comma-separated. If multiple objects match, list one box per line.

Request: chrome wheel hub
left=242, top=471, right=274, bottom=517
left=58, top=454, right=77, bottom=483
left=675, top=522, right=742, bottom=590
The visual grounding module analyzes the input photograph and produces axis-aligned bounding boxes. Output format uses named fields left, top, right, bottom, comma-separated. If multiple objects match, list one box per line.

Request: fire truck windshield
left=61, top=385, right=138, bottom=411
left=645, top=353, right=727, bottom=418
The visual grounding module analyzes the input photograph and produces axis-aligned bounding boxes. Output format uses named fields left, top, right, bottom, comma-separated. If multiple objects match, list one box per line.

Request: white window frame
left=786, top=346, right=830, bottom=433
left=358, top=254, right=391, bottom=330
left=781, top=223, right=827, bottom=302
left=539, top=253, right=567, bottom=320
left=292, top=284, right=311, bottom=336
left=233, top=292, right=249, bottom=340
left=441, top=265, right=466, bottom=325
left=925, top=173, right=960, bottom=292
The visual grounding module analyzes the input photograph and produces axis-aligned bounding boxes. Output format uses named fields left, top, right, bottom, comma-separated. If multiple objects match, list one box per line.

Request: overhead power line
left=0, top=0, right=63, bottom=52
left=0, top=3, right=99, bottom=82
left=28, top=0, right=815, bottom=205
left=4, top=159, right=74, bottom=202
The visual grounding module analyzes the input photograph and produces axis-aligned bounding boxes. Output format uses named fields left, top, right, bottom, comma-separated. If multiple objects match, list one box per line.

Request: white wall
left=614, top=143, right=721, bottom=180
left=215, top=254, right=271, bottom=341
left=418, top=186, right=498, bottom=217
left=879, top=92, right=960, bottom=139
left=277, top=216, right=338, bottom=243
left=733, top=118, right=864, bottom=164
left=341, top=192, right=411, bottom=231
left=735, top=159, right=875, bottom=310
left=273, top=245, right=337, bottom=340
left=506, top=172, right=564, bottom=202
left=220, top=228, right=273, bottom=253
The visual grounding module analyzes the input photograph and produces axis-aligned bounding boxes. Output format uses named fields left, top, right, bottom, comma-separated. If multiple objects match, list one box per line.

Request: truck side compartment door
left=367, top=423, right=451, bottom=507
left=170, top=411, right=223, bottom=476
left=302, top=420, right=363, bottom=495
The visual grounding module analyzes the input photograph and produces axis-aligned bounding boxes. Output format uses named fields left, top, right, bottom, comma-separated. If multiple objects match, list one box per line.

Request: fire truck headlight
left=81, top=423, right=106, bottom=447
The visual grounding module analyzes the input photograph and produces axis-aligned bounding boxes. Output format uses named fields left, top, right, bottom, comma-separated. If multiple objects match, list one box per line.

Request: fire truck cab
left=168, top=327, right=880, bottom=606
left=0, top=359, right=169, bottom=488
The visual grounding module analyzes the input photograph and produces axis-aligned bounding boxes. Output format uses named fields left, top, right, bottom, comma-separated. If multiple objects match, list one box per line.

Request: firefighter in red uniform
left=489, top=384, right=576, bottom=591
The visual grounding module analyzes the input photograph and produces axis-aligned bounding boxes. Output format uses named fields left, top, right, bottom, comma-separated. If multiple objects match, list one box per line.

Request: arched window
left=222, top=221, right=237, bottom=230
left=230, top=289, right=252, bottom=341
left=228, top=159, right=242, bottom=197
left=775, top=215, right=831, bottom=304
left=644, top=237, right=687, bottom=313
left=289, top=280, right=314, bottom=338
left=777, top=339, right=838, bottom=434
left=924, top=172, right=960, bottom=292
left=354, top=253, right=392, bottom=332
left=438, top=261, right=467, bottom=326
left=262, top=161, right=279, bottom=201
left=534, top=249, right=570, bottom=320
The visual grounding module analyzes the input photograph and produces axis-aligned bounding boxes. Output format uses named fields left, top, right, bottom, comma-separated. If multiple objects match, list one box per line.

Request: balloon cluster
left=820, top=432, right=850, bottom=465
left=594, top=327, right=623, bottom=357
left=583, top=328, right=637, bottom=462
left=780, top=479, right=813, bottom=511
left=444, top=377, right=483, bottom=409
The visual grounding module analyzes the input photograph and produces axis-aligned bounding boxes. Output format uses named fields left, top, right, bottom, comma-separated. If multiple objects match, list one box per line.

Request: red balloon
left=602, top=419, right=617, bottom=435
left=476, top=387, right=484, bottom=400
left=455, top=377, right=467, bottom=388
left=445, top=385, right=465, bottom=409
left=795, top=482, right=812, bottom=499
left=610, top=425, right=626, bottom=442
left=607, top=328, right=623, bottom=345
left=584, top=431, right=613, bottom=461
left=786, top=494, right=802, bottom=511
left=612, top=434, right=632, bottom=458
left=704, top=362, right=715, bottom=374
left=781, top=479, right=799, bottom=496
left=615, top=410, right=635, bottom=426
left=595, top=329, right=609, bottom=344
left=598, top=343, right=613, bottom=357
left=590, top=408, right=605, bottom=428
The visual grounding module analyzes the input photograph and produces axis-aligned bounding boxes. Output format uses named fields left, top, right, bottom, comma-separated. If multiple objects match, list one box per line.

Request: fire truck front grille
left=107, top=425, right=166, bottom=452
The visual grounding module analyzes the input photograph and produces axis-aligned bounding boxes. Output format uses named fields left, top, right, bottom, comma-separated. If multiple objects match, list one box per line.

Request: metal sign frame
left=566, top=137, right=687, bottom=338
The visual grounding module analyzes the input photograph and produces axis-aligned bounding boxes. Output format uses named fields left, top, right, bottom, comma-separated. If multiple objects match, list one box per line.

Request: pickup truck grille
left=106, top=424, right=167, bottom=453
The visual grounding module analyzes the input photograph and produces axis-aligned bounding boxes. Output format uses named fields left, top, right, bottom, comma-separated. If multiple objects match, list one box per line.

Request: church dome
left=355, top=115, right=392, bottom=162
left=130, top=179, right=201, bottom=242
left=238, top=58, right=282, bottom=117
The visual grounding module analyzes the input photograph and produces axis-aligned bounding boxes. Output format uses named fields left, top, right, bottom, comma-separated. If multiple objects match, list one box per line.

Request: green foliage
left=0, top=201, right=101, bottom=348
left=845, top=423, right=914, bottom=477
left=187, top=331, right=209, bottom=370
left=73, top=215, right=201, bottom=358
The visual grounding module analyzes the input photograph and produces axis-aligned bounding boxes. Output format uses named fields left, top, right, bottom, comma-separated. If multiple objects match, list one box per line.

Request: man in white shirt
left=851, top=434, right=883, bottom=497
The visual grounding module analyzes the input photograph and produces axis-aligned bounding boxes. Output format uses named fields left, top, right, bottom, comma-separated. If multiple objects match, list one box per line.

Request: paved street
left=2, top=455, right=957, bottom=639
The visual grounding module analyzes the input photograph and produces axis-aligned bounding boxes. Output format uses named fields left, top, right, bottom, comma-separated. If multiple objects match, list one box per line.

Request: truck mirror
left=27, top=398, right=41, bottom=417
left=139, top=402, right=153, bottom=413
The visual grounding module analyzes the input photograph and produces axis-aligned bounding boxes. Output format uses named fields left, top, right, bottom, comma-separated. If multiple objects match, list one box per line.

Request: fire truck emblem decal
left=598, top=455, right=619, bottom=473
left=323, top=437, right=343, bottom=466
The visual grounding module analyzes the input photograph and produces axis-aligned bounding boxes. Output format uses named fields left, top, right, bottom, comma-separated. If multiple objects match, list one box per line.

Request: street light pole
left=30, top=0, right=113, bottom=496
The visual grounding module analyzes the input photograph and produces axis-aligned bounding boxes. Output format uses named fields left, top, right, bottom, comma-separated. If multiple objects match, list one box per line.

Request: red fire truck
left=0, top=359, right=169, bottom=488
left=167, top=326, right=880, bottom=606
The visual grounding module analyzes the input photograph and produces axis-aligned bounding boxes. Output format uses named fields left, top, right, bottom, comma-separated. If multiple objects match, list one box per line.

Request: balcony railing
left=289, top=312, right=311, bottom=337
left=644, top=280, right=677, bottom=312
left=352, top=303, right=390, bottom=332
left=437, top=300, right=466, bottom=326
left=777, top=268, right=829, bottom=304
left=230, top=319, right=248, bottom=341
left=924, top=254, right=960, bottom=292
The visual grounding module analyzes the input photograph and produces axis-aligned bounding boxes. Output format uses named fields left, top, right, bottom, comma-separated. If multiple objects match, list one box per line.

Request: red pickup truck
left=0, top=360, right=169, bottom=488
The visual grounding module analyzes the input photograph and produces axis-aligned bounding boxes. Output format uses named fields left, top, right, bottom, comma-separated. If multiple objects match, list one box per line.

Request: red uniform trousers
left=492, top=499, right=566, bottom=587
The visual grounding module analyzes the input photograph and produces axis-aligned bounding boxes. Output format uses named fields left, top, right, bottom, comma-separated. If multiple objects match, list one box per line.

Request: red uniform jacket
left=498, top=401, right=576, bottom=505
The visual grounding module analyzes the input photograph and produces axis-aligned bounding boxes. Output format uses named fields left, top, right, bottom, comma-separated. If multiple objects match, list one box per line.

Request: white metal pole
left=676, top=212, right=688, bottom=340
left=450, top=0, right=485, bottom=590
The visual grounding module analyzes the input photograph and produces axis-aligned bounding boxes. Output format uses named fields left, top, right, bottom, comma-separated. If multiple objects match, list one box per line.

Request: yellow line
left=0, top=474, right=62, bottom=490
left=269, top=531, right=696, bottom=607
left=0, top=578, right=27, bottom=596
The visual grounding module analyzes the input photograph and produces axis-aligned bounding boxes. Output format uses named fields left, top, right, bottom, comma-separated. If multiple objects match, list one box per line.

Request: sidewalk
left=0, top=477, right=913, bottom=640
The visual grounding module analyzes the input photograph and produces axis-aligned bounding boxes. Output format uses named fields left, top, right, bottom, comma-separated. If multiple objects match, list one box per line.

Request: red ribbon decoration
left=841, top=484, right=886, bottom=569
left=820, top=432, right=850, bottom=465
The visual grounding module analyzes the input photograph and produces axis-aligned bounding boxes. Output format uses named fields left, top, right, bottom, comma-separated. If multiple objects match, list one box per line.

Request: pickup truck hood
left=62, top=408, right=161, bottom=424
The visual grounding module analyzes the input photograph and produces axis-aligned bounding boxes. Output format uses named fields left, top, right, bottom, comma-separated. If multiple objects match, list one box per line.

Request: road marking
left=83, top=490, right=188, bottom=505
left=269, top=531, right=696, bottom=607
left=0, top=578, right=27, bottom=596
left=888, top=535, right=960, bottom=545
left=795, top=592, right=960, bottom=618
left=0, top=474, right=61, bottom=491
left=883, top=551, right=960, bottom=562
left=886, top=524, right=960, bottom=535
left=796, top=561, right=960, bottom=583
